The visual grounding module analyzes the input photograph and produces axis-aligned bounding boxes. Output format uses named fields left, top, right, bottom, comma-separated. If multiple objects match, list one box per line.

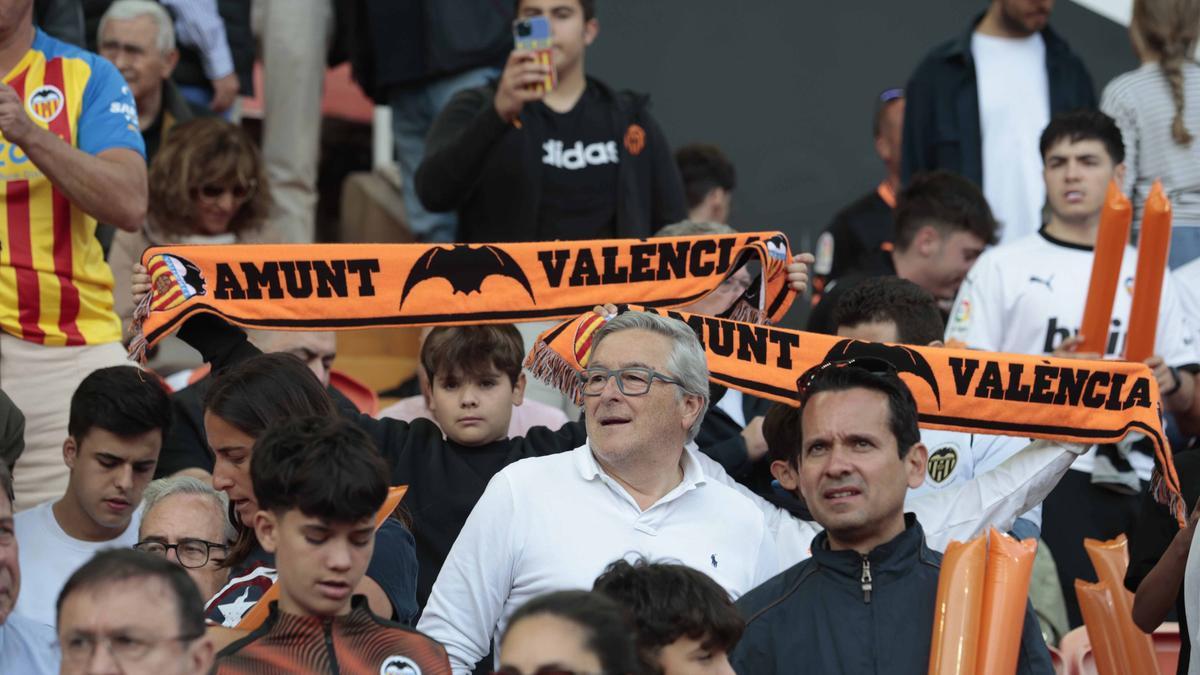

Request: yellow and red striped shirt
left=0, top=30, right=144, bottom=346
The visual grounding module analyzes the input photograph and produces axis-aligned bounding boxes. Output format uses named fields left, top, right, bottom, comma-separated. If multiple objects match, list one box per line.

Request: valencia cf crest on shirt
left=26, top=84, right=64, bottom=123
left=927, top=445, right=959, bottom=485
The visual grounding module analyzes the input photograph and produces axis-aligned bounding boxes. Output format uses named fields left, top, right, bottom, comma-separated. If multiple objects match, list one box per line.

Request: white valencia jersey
left=912, top=430, right=1040, bottom=527
left=946, top=230, right=1200, bottom=477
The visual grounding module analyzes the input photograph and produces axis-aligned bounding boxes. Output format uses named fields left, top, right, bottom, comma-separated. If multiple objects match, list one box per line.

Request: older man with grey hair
left=133, top=476, right=233, bottom=603
left=418, top=310, right=779, bottom=674
left=98, top=0, right=193, bottom=162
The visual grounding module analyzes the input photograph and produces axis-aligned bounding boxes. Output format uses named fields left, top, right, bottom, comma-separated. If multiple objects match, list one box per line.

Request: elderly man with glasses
left=419, top=310, right=779, bottom=674
left=133, top=476, right=234, bottom=603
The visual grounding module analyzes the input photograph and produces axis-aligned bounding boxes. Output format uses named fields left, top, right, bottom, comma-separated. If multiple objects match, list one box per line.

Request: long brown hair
left=1133, top=0, right=1200, bottom=145
left=148, top=117, right=270, bottom=237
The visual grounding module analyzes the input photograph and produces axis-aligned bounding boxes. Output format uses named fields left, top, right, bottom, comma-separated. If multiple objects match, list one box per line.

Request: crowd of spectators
left=2, top=0, right=1200, bottom=673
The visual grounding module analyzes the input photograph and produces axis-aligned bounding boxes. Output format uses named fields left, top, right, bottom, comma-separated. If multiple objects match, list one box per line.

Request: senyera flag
left=529, top=305, right=1185, bottom=526
left=129, top=233, right=797, bottom=360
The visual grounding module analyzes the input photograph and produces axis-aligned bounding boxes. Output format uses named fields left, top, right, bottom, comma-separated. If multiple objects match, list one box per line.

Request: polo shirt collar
left=575, top=441, right=709, bottom=504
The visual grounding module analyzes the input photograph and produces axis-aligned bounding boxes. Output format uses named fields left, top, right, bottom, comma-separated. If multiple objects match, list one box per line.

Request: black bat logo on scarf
left=398, top=245, right=536, bottom=308
left=821, top=339, right=942, bottom=409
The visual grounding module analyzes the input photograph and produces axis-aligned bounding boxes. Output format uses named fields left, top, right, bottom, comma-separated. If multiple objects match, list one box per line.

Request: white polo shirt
left=418, top=442, right=778, bottom=675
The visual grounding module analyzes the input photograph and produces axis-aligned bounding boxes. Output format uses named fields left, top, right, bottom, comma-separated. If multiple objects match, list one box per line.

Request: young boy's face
left=517, top=0, right=597, bottom=78
left=658, top=637, right=736, bottom=675
left=255, top=510, right=375, bottom=618
left=428, top=366, right=524, bottom=446
left=1042, top=137, right=1124, bottom=227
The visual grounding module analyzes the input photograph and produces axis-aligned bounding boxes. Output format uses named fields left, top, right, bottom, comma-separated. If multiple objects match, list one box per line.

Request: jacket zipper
left=323, top=619, right=341, bottom=675
left=860, top=556, right=872, bottom=604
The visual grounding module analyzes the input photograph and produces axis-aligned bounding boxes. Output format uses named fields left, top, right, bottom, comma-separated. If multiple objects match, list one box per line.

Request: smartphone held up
left=514, top=16, right=556, bottom=94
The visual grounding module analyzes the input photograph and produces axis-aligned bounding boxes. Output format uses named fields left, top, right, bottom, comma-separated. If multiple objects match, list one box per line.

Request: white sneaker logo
left=542, top=140, right=619, bottom=170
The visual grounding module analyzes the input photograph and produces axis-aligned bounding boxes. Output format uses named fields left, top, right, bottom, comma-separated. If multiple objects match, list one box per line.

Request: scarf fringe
left=728, top=299, right=768, bottom=325
left=126, top=291, right=154, bottom=364
left=525, top=339, right=584, bottom=405
left=1151, top=467, right=1187, bottom=525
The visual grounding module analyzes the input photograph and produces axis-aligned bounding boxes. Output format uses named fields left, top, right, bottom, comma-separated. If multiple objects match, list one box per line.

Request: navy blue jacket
left=731, top=515, right=1054, bottom=675
left=901, top=14, right=1096, bottom=186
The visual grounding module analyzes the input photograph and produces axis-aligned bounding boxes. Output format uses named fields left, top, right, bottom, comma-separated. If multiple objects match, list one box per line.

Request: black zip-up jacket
left=176, top=315, right=587, bottom=610
left=731, top=515, right=1054, bottom=675
left=901, top=13, right=1096, bottom=187
left=415, top=77, right=687, bottom=243
left=215, top=596, right=451, bottom=674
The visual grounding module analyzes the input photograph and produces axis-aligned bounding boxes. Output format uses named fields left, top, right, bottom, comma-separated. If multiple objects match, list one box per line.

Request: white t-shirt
left=715, top=388, right=747, bottom=428
left=972, top=31, right=1051, bottom=244
left=12, top=500, right=143, bottom=628
left=1175, top=258, right=1200, bottom=333
left=946, top=230, right=1200, bottom=478
left=418, top=443, right=777, bottom=674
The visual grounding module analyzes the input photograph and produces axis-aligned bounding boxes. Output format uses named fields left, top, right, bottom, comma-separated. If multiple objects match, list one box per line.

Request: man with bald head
left=154, top=331, right=339, bottom=479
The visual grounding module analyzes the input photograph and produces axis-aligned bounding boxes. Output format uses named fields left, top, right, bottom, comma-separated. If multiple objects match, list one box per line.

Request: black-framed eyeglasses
left=133, top=538, right=228, bottom=568
left=578, top=366, right=684, bottom=397
left=57, top=631, right=205, bottom=665
left=795, top=357, right=898, bottom=403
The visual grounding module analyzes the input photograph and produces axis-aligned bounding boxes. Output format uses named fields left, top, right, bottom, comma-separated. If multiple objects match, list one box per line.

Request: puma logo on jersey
left=1028, top=274, right=1054, bottom=291
left=542, top=140, right=619, bottom=170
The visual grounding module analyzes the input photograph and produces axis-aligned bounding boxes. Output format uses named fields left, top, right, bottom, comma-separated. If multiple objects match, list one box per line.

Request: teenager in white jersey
left=946, top=110, right=1200, bottom=627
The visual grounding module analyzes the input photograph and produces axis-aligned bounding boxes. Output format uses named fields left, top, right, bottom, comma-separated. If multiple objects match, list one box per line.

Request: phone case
left=514, top=16, right=556, bottom=94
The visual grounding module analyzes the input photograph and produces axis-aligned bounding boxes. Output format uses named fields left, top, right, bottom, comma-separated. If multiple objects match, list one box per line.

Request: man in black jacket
left=731, top=362, right=1053, bottom=675
left=902, top=0, right=1095, bottom=245
left=415, top=0, right=687, bottom=243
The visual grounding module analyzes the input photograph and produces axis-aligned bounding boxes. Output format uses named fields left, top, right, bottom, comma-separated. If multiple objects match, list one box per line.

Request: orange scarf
left=528, top=305, right=1184, bottom=525
left=130, top=233, right=797, bottom=359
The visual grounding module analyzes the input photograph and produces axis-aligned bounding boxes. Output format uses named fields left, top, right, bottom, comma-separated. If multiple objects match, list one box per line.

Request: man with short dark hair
left=594, top=557, right=743, bottom=675
left=903, top=0, right=1095, bottom=244
left=808, top=170, right=998, bottom=334
left=675, top=143, right=737, bottom=225
left=56, top=548, right=212, bottom=675
left=813, top=88, right=904, bottom=293
left=833, top=277, right=1038, bottom=538
left=946, top=109, right=1200, bottom=626
left=731, top=364, right=1053, bottom=674
left=416, top=0, right=687, bottom=242
left=13, top=366, right=170, bottom=628
left=0, top=462, right=60, bottom=673
left=213, top=416, right=451, bottom=674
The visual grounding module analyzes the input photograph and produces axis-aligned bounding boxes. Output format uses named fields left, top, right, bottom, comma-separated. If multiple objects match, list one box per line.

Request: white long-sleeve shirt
left=417, top=443, right=778, bottom=674
left=160, top=0, right=233, bottom=79
left=696, top=438, right=1086, bottom=570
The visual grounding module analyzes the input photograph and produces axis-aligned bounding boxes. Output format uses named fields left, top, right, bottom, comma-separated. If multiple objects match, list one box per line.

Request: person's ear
left=915, top=225, right=940, bottom=256
left=188, top=635, right=215, bottom=673
left=770, top=459, right=800, bottom=493
left=254, top=510, right=279, bottom=554
left=584, top=17, right=599, bottom=46
left=905, top=442, right=928, bottom=489
left=63, top=437, right=79, bottom=470
left=678, top=393, right=704, bottom=436
left=162, top=48, right=180, bottom=78
left=511, top=372, right=527, bottom=406
left=874, top=134, right=891, bottom=163
left=1113, top=162, right=1127, bottom=189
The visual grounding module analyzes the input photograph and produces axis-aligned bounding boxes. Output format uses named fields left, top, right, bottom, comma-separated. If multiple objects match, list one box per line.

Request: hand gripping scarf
left=129, top=233, right=797, bottom=360
left=528, top=305, right=1186, bottom=526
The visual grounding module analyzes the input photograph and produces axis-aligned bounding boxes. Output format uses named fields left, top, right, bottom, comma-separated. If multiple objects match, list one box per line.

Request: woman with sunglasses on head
left=109, top=117, right=277, bottom=375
